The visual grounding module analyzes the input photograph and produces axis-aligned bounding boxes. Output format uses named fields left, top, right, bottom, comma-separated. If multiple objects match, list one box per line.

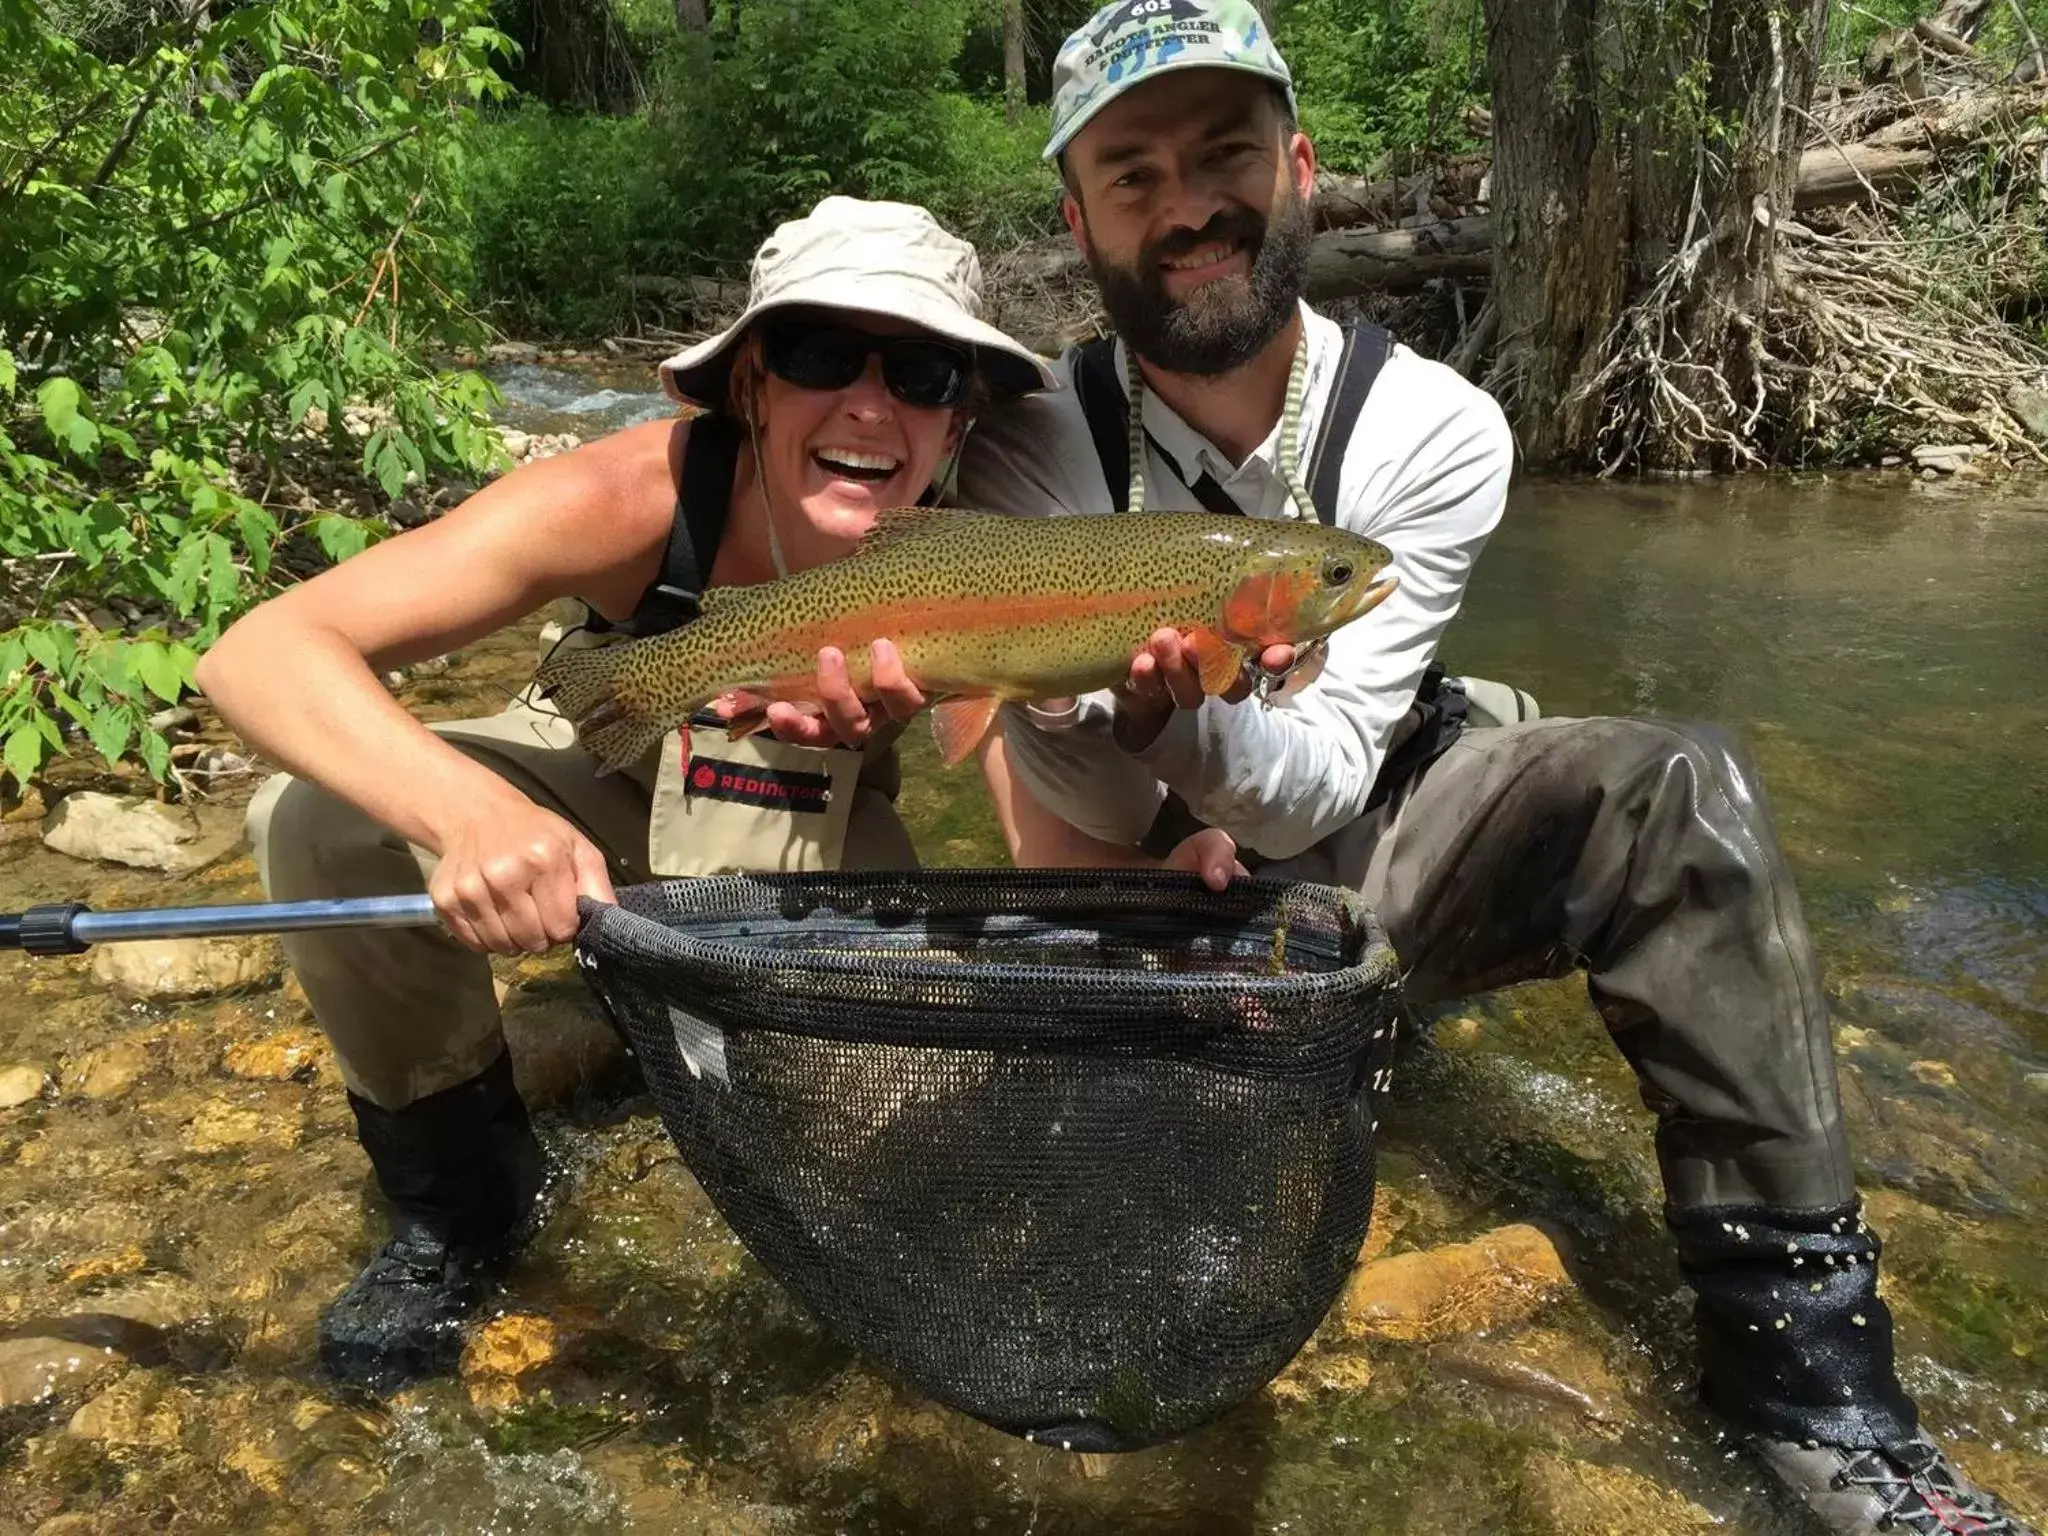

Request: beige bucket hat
left=658, top=196, right=1059, bottom=409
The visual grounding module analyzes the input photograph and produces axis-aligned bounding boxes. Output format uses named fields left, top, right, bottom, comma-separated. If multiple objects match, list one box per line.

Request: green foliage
left=458, top=104, right=682, bottom=338
left=654, top=0, right=987, bottom=258
left=1272, top=0, right=1487, bottom=174
left=460, top=1, right=1061, bottom=337
left=0, top=0, right=513, bottom=791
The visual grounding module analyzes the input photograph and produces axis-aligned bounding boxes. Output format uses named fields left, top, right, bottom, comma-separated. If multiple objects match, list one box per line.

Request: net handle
left=0, top=894, right=442, bottom=957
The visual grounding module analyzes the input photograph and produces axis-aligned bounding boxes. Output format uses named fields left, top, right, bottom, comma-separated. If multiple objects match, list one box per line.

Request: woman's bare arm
left=195, top=419, right=683, bottom=949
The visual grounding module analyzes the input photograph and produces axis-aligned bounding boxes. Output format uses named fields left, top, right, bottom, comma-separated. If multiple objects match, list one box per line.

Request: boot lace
left=1833, top=1443, right=2026, bottom=1534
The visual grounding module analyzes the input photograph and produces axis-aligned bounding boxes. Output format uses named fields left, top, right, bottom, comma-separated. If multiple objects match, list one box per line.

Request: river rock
left=500, top=429, right=531, bottom=459
left=2005, top=383, right=2048, bottom=440
left=502, top=985, right=630, bottom=1108
left=1909, top=1058, right=1958, bottom=1089
left=487, top=341, right=541, bottom=363
left=41, top=792, right=201, bottom=870
left=184, top=1098, right=301, bottom=1153
left=1334, top=1223, right=1572, bottom=1344
left=0, top=1064, right=47, bottom=1109
left=68, top=1039, right=152, bottom=1099
left=220, top=1027, right=329, bottom=1082
left=67, top=1370, right=183, bottom=1447
left=63, top=1247, right=148, bottom=1286
left=1266, top=1346, right=1376, bottom=1405
left=92, top=936, right=282, bottom=1001
left=1910, top=442, right=1982, bottom=474
left=1516, top=1453, right=1718, bottom=1533
left=0, top=1334, right=126, bottom=1408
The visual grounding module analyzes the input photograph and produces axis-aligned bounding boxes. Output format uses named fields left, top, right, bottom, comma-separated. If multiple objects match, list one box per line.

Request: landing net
left=574, top=869, right=1401, bottom=1451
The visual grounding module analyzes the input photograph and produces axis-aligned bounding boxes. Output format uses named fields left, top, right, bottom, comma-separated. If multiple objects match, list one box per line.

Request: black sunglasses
left=760, top=318, right=973, bottom=409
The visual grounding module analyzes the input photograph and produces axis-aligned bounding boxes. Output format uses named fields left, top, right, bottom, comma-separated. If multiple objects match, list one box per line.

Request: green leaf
left=87, top=705, right=130, bottom=765
left=236, top=504, right=278, bottom=579
left=22, top=624, right=72, bottom=675
left=309, top=513, right=372, bottom=564
left=129, top=641, right=185, bottom=704
left=0, top=350, right=15, bottom=398
left=164, top=538, right=208, bottom=613
left=205, top=533, right=238, bottom=610
left=38, top=377, right=81, bottom=439
left=137, top=727, right=171, bottom=782
left=3, top=725, right=43, bottom=790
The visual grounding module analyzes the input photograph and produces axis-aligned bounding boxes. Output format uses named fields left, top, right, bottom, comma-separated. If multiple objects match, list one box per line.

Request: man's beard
left=1086, top=186, right=1313, bottom=376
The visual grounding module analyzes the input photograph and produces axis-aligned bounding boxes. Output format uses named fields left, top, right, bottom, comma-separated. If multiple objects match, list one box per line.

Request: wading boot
left=1673, top=1203, right=2040, bottom=1535
left=319, top=1051, right=548, bottom=1394
left=1750, top=1434, right=2039, bottom=1535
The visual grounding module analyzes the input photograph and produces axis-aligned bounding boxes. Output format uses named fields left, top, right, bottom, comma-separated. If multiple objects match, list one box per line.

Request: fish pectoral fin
left=928, top=694, right=1002, bottom=768
left=716, top=689, right=774, bottom=739
left=1186, top=628, right=1250, bottom=696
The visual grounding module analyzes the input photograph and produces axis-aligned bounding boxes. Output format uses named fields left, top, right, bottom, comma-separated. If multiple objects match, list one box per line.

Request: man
left=948, top=3, right=2038, bottom=1531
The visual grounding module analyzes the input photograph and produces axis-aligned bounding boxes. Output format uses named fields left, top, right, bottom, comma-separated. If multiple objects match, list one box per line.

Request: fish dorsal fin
left=854, top=504, right=956, bottom=556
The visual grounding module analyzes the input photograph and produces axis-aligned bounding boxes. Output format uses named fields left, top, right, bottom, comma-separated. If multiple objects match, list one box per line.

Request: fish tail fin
left=532, top=643, right=668, bottom=776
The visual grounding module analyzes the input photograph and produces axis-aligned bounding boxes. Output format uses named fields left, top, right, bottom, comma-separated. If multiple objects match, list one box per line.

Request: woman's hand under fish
left=735, top=639, right=927, bottom=750
left=428, top=797, right=617, bottom=954
left=1161, top=827, right=1247, bottom=892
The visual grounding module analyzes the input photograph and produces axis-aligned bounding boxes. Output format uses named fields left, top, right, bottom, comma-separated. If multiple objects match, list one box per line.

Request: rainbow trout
left=533, top=506, right=1398, bottom=775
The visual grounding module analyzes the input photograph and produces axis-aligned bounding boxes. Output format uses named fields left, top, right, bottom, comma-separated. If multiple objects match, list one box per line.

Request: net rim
left=577, top=869, right=1401, bottom=1005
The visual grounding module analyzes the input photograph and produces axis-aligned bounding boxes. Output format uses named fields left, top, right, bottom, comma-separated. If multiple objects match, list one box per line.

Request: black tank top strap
left=584, top=414, right=741, bottom=638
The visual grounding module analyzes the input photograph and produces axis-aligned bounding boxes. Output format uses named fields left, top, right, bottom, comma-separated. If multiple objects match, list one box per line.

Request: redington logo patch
left=684, top=756, right=831, bottom=814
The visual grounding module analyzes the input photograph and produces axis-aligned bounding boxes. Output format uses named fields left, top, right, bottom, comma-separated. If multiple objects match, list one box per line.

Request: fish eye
left=1322, top=558, right=1354, bottom=587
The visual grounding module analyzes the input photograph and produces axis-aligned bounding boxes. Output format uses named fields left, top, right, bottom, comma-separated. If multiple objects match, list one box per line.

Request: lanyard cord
left=1120, top=326, right=1318, bottom=522
left=746, top=410, right=791, bottom=579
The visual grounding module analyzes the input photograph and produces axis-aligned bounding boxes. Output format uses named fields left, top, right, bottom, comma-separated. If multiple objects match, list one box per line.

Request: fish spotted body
left=533, top=506, right=1398, bottom=775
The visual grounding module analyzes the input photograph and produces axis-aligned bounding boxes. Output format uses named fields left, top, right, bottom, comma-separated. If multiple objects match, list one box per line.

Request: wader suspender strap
left=585, top=415, right=741, bottom=638
left=1073, top=340, right=1243, bottom=517
left=1306, top=323, right=1393, bottom=519
left=1072, top=323, right=1395, bottom=523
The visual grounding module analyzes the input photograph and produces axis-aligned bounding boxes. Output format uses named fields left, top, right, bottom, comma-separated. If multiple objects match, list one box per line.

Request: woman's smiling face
left=748, top=311, right=970, bottom=565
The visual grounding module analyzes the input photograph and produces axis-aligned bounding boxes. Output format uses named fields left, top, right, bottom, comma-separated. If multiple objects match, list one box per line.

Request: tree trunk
left=1480, top=0, right=1629, bottom=467
left=676, top=0, right=707, bottom=31
left=1483, top=0, right=1832, bottom=470
left=1004, top=0, right=1026, bottom=123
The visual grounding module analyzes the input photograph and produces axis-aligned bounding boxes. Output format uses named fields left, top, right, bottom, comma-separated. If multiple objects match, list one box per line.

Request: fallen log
left=1304, top=215, right=1492, bottom=298
left=991, top=134, right=1964, bottom=301
left=1793, top=142, right=1938, bottom=205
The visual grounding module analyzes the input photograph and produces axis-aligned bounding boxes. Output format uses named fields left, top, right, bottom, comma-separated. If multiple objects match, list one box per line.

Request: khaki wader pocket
left=647, top=726, right=862, bottom=876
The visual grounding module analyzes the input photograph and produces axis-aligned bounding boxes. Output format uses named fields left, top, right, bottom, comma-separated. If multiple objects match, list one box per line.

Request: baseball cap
left=1044, top=0, right=1298, bottom=162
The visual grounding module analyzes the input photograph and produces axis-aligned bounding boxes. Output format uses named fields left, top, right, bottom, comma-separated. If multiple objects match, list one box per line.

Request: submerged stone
left=0, top=1062, right=47, bottom=1108
left=1335, top=1223, right=1573, bottom=1345
left=92, top=936, right=282, bottom=1002
left=67, top=1038, right=152, bottom=1099
left=1516, top=1453, right=1719, bottom=1533
left=220, top=1026, right=330, bottom=1082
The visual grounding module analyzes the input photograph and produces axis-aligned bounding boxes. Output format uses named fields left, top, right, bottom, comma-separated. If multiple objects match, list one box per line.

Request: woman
left=195, top=196, right=1059, bottom=1393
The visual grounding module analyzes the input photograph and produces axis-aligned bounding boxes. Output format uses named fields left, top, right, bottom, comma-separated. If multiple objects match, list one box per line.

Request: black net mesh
left=573, top=869, right=1402, bottom=1452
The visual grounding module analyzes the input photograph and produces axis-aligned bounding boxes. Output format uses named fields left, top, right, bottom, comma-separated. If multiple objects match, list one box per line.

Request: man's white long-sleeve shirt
left=954, top=303, right=1514, bottom=862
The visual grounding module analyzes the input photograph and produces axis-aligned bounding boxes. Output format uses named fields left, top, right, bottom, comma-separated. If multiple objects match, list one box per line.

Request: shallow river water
left=0, top=381, right=2043, bottom=1534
